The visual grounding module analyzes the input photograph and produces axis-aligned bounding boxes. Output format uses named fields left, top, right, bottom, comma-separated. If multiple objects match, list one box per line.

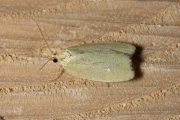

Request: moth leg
left=52, top=67, right=65, bottom=81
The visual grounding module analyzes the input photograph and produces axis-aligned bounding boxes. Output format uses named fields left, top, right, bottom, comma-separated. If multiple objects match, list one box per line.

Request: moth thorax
left=60, top=51, right=72, bottom=62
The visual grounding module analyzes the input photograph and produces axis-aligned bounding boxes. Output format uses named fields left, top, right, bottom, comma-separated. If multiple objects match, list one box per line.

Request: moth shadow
left=131, top=45, right=143, bottom=80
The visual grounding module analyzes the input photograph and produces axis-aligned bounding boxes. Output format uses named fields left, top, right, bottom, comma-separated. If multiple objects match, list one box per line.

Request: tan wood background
left=0, top=0, right=180, bottom=120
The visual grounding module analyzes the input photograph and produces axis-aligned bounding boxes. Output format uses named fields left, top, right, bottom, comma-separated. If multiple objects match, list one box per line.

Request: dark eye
left=53, top=58, right=58, bottom=63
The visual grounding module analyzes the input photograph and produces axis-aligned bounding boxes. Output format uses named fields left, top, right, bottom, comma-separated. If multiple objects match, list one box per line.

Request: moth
left=52, top=42, right=135, bottom=82
left=36, top=21, right=135, bottom=82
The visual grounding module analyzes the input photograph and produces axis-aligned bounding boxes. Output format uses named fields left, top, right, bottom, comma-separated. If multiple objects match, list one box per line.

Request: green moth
left=35, top=21, right=135, bottom=82
left=52, top=42, right=135, bottom=82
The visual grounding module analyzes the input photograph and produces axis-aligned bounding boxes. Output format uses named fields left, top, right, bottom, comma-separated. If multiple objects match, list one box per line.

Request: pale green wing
left=67, top=42, right=135, bottom=55
left=63, top=50, right=134, bottom=82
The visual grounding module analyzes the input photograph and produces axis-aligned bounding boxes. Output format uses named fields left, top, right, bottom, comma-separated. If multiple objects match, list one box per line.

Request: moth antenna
left=34, top=20, right=54, bottom=54
left=39, top=57, right=53, bottom=70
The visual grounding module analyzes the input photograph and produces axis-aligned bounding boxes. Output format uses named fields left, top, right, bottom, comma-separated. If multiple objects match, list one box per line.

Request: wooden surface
left=0, top=0, right=180, bottom=120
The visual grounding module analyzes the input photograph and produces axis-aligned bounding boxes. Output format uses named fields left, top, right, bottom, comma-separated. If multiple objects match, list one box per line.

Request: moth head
left=52, top=52, right=58, bottom=63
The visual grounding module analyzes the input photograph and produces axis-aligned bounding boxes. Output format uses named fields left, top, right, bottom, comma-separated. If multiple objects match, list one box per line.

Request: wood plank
left=0, top=0, right=180, bottom=119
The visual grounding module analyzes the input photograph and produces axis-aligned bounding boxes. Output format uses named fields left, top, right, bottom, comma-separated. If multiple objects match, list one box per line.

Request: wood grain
left=0, top=0, right=180, bottom=120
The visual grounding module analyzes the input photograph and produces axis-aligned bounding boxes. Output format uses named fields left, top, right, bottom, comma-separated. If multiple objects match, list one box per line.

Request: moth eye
left=53, top=58, right=58, bottom=63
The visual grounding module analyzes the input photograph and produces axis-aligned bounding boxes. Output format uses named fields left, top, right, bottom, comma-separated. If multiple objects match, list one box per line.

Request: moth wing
left=68, top=42, right=135, bottom=56
left=63, top=51, right=134, bottom=82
